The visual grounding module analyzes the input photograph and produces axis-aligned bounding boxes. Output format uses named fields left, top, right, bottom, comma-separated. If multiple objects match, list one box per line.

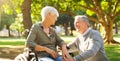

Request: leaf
left=86, top=10, right=95, bottom=16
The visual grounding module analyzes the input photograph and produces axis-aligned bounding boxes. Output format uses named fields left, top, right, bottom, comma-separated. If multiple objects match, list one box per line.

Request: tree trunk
left=64, top=24, right=69, bottom=36
left=6, top=25, right=11, bottom=37
left=115, top=22, right=118, bottom=34
left=104, top=20, right=119, bottom=44
left=104, top=24, right=113, bottom=44
left=22, top=0, right=32, bottom=30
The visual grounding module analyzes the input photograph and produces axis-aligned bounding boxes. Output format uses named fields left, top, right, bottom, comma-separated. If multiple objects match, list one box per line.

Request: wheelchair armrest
left=24, top=47, right=38, bottom=61
left=68, top=49, right=78, bottom=57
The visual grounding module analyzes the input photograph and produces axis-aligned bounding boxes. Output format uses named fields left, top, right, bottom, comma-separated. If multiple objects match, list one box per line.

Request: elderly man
left=26, top=6, right=66, bottom=61
left=62, top=15, right=109, bottom=61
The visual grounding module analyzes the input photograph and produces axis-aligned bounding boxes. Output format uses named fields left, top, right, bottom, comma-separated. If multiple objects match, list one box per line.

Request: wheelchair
left=14, top=29, right=76, bottom=61
left=14, top=47, right=38, bottom=61
left=14, top=47, right=77, bottom=61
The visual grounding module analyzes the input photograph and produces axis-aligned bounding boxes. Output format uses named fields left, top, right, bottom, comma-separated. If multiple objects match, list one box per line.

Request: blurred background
left=0, top=0, right=120, bottom=61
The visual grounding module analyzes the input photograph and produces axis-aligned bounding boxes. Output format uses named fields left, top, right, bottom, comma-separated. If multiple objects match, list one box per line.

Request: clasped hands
left=62, top=45, right=74, bottom=61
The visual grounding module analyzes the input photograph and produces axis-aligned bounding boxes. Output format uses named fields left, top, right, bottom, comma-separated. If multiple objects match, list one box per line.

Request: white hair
left=75, top=15, right=90, bottom=27
left=41, top=6, right=59, bottom=20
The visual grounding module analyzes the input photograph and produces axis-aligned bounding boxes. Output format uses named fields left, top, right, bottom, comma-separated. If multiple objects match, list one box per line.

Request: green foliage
left=86, top=10, right=95, bottom=16
left=0, top=0, right=23, bottom=31
left=11, top=0, right=23, bottom=14
left=2, top=5, right=13, bottom=15
left=1, top=13, right=15, bottom=29
left=31, top=0, right=42, bottom=22
left=56, top=14, right=74, bottom=27
left=116, top=3, right=120, bottom=12
left=101, top=1, right=109, bottom=10
left=10, top=14, right=24, bottom=33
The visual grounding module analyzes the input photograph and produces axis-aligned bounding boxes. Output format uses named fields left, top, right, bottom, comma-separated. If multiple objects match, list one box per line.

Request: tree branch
left=91, top=0, right=107, bottom=23
left=112, top=11, right=120, bottom=20
left=77, top=4, right=97, bottom=13
left=112, top=0, right=119, bottom=15
left=88, top=16, right=99, bottom=23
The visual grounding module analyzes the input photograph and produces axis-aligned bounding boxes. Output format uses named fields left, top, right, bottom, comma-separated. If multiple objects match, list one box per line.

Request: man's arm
left=74, top=39, right=102, bottom=61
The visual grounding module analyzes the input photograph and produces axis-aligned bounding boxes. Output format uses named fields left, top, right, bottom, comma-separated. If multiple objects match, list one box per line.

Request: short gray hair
left=75, top=15, right=90, bottom=26
left=41, top=6, right=59, bottom=20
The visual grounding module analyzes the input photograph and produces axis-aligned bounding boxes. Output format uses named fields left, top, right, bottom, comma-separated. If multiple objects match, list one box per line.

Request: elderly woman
left=26, top=6, right=66, bottom=61
left=62, top=15, right=109, bottom=61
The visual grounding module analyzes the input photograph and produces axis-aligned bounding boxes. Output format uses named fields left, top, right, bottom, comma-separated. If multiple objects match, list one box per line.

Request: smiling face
left=74, top=17, right=88, bottom=34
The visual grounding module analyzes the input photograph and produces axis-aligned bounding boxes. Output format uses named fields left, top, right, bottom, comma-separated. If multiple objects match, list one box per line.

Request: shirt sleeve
left=67, top=37, right=79, bottom=50
left=53, top=28, right=65, bottom=47
left=74, top=34, right=102, bottom=61
left=25, top=24, right=37, bottom=48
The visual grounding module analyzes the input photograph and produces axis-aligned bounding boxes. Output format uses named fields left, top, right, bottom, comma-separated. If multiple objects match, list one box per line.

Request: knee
left=55, top=56, right=62, bottom=61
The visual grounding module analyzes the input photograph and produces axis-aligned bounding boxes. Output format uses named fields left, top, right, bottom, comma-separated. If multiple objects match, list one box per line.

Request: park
left=0, top=0, right=120, bottom=61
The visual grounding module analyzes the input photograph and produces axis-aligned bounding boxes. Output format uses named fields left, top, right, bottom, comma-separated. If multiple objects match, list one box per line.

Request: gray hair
left=75, top=15, right=90, bottom=27
left=41, top=6, right=59, bottom=20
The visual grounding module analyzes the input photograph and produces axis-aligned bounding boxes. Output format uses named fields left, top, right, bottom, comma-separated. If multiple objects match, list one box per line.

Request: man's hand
left=62, top=45, right=74, bottom=61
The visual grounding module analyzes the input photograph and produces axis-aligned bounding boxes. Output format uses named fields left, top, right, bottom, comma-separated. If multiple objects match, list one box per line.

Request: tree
left=72, top=0, right=120, bottom=44
left=56, top=14, right=75, bottom=36
left=10, top=14, right=24, bottom=37
left=1, top=13, right=15, bottom=36
left=22, top=0, right=32, bottom=30
left=21, top=0, right=120, bottom=44
left=0, top=0, right=16, bottom=36
left=114, top=15, right=120, bottom=34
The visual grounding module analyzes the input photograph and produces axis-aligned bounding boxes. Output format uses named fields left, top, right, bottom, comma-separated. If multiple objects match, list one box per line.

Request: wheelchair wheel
left=30, top=57, right=36, bottom=61
left=14, top=54, right=27, bottom=61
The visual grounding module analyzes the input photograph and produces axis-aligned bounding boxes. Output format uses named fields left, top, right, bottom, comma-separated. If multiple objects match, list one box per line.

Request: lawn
left=0, top=37, right=25, bottom=47
left=105, top=44, right=120, bottom=61
left=0, top=35, right=120, bottom=61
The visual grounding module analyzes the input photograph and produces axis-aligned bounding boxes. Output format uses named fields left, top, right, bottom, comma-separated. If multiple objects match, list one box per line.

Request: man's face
left=74, top=18, right=87, bottom=33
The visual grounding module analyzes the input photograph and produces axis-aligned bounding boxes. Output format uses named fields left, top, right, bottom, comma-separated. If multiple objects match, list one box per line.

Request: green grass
left=0, top=35, right=120, bottom=61
left=105, top=44, right=120, bottom=61
left=0, top=37, right=25, bottom=47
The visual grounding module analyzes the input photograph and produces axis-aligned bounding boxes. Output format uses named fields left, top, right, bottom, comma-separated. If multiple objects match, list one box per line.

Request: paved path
left=0, top=58, right=13, bottom=61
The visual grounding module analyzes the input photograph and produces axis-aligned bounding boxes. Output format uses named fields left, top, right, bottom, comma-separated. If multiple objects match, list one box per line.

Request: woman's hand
left=45, top=47, right=59, bottom=59
left=35, top=45, right=58, bottom=59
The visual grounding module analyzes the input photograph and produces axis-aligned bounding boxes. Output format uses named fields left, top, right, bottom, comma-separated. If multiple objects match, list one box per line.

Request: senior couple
left=26, top=6, right=109, bottom=61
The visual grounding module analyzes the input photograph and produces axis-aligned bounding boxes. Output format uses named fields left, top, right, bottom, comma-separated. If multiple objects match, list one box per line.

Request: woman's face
left=51, top=14, right=57, bottom=25
left=48, top=13, right=57, bottom=25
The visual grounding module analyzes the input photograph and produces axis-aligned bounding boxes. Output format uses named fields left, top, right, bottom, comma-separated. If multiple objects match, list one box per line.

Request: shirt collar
left=82, top=27, right=91, bottom=36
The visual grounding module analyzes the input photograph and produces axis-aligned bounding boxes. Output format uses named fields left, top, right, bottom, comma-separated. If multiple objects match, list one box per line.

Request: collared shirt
left=26, top=23, right=65, bottom=57
left=68, top=28, right=109, bottom=61
left=82, top=28, right=91, bottom=36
